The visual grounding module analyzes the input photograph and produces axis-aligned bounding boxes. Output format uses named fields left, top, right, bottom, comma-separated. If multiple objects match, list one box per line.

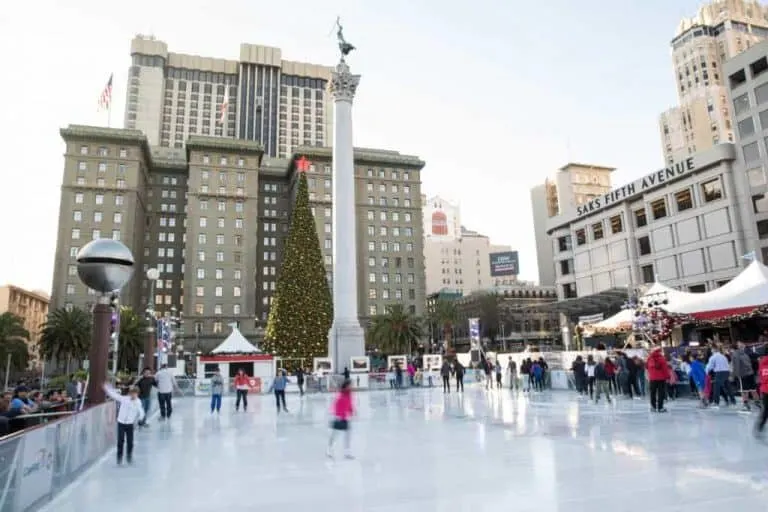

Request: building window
left=745, top=141, right=760, bottom=164
left=75, top=193, right=84, bottom=204
left=71, top=228, right=80, bottom=240
left=650, top=198, right=667, bottom=220
left=559, top=259, right=573, bottom=276
left=592, top=222, right=604, bottom=241
left=561, top=283, right=576, bottom=299
left=575, top=229, right=586, bottom=246
left=66, top=284, right=76, bottom=295
left=674, top=189, right=693, bottom=211
left=641, top=264, right=655, bottom=283
left=609, top=215, right=623, bottom=234
left=637, top=236, right=651, bottom=256
left=701, top=178, right=723, bottom=203
left=738, top=117, right=756, bottom=138
left=753, top=194, right=768, bottom=213
left=557, top=235, right=571, bottom=252
left=758, top=220, right=768, bottom=239
left=634, top=208, right=647, bottom=227
left=73, top=211, right=82, bottom=222
left=733, top=93, right=750, bottom=116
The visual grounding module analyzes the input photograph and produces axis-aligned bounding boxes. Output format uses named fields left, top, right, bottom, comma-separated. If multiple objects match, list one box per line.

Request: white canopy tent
left=211, top=326, right=261, bottom=354
left=589, top=282, right=698, bottom=331
left=671, top=260, right=768, bottom=320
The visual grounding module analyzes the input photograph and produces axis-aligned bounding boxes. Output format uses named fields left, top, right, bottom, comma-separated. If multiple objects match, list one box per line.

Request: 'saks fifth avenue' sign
left=576, top=157, right=696, bottom=217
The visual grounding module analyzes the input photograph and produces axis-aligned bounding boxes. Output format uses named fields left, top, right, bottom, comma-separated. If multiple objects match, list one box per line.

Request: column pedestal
left=87, top=297, right=111, bottom=405
left=329, top=320, right=365, bottom=375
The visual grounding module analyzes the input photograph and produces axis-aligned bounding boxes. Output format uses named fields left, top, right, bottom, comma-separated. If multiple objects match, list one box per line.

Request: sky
left=0, top=0, right=709, bottom=294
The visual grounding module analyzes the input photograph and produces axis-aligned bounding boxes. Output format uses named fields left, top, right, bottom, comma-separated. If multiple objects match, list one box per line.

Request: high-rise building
left=659, top=0, right=768, bottom=164
left=51, top=125, right=426, bottom=350
left=421, top=195, right=515, bottom=295
left=0, top=285, right=49, bottom=368
left=125, top=35, right=332, bottom=158
left=530, top=163, right=614, bottom=286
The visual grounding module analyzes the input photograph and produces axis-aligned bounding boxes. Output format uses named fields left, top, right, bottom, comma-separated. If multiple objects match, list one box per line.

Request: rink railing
left=0, top=400, right=117, bottom=512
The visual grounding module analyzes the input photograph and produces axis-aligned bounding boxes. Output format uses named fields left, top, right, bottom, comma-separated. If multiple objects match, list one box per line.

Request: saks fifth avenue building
left=545, top=144, right=754, bottom=301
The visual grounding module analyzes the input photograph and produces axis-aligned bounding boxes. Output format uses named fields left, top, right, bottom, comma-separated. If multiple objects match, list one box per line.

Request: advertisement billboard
left=489, top=251, right=519, bottom=277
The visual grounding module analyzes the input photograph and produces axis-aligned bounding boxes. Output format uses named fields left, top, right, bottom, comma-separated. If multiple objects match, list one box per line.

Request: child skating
left=210, top=367, right=224, bottom=413
left=103, top=381, right=145, bottom=465
left=327, top=379, right=354, bottom=459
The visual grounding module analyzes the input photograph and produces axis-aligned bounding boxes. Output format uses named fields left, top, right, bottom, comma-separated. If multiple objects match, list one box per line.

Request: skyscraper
left=125, top=35, right=332, bottom=158
left=51, top=125, right=426, bottom=351
left=659, top=0, right=768, bottom=164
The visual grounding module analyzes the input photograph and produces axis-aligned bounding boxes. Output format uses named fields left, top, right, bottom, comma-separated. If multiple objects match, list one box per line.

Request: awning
left=513, top=287, right=629, bottom=318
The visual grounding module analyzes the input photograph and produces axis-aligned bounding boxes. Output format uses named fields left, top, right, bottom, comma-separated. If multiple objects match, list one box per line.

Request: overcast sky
left=0, top=0, right=706, bottom=293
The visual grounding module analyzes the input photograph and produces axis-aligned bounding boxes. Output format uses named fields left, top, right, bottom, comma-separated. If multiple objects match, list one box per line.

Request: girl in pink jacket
left=327, top=379, right=354, bottom=459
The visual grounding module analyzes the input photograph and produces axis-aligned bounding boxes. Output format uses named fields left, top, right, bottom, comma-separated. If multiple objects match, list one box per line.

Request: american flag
left=218, top=88, right=229, bottom=125
left=98, top=74, right=113, bottom=111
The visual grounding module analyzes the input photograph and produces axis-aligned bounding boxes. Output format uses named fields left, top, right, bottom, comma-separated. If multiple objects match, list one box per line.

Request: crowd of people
left=0, top=376, right=83, bottom=436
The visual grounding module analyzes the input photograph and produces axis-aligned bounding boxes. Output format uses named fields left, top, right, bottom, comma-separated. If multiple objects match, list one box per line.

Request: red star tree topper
left=297, top=156, right=311, bottom=173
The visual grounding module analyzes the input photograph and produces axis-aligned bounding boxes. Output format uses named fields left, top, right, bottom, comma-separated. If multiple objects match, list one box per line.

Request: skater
left=296, top=367, right=305, bottom=396
left=507, top=357, right=518, bottom=390
left=327, top=379, right=354, bottom=459
left=647, top=347, right=671, bottom=413
left=754, top=354, right=768, bottom=438
left=706, top=345, right=736, bottom=408
left=594, top=358, right=612, bottom=404
left=572, top=356, right=586, bottom=396
left=154, top=364, right=178, bottom=421
left=440, top=360, right=451, bottom=393
left=210, top=367, right=224, bottom=413
left=234, top=368, right=250, bottom=411
left=733, top=342, right=760, bottom=411
left=494, top=360, right=503, bottom=389
left=585, top=355, right=597, bottom=399
left=453, top=360, right=465, bottom=392
left=689, top=354, right=708, bottom=407
left=134, top=367, right=155, bottom=427
left=103, top=381, right=145, bottom=465
left=270, top=370, right=289, bottom=413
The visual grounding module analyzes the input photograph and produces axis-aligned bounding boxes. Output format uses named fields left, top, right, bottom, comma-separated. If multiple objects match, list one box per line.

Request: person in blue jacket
left=269, top=370, right=289, bottom=413
left=689, top=355, right=707, bottom=407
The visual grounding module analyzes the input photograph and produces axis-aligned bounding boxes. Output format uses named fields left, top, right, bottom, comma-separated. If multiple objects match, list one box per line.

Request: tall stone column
left=87, top=296, right=112, bottom=404
left=328, top=60, right=364, bottom=373
left=144, top=324, right=155, bottom=372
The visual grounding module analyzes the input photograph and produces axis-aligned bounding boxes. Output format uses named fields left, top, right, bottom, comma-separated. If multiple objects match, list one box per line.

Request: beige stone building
left=51, top=125, right=426, bottom=351
left=126, top=35, right=332, bottom=158
left=530, top=163, right=614, bottom=286
left=659, top=0, right=768, bottom=164
left=0, top=285, right=49, bottom=368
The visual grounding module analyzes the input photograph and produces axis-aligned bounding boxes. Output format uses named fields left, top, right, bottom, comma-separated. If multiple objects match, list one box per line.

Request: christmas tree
left=263, top=157, right=333, bottom=365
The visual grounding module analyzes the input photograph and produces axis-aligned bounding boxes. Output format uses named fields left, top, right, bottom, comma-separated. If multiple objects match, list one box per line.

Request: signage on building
left=489, top=251, right=519, bottom=276
left=576, top=157, right=695, bottom=217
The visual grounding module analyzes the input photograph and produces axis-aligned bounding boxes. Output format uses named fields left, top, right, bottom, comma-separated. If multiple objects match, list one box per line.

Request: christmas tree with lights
left=263, top=156, right=333, bottom=365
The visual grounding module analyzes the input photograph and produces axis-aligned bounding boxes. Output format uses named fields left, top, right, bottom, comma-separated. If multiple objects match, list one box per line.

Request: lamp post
left=76, top=239, right=134, bottom=405
left=144, top=268, right=160, bottom=371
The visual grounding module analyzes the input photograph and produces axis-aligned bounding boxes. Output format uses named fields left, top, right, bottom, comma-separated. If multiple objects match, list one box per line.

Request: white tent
left=211, top=325, right=261, bottom=354
left=589, top=282, right=698, bottom=331
left=671, top=261, right=768, bottom=320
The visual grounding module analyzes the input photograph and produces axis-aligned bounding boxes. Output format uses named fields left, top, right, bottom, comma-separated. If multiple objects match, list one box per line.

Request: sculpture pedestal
left=329, top=319, right=365, bottom=375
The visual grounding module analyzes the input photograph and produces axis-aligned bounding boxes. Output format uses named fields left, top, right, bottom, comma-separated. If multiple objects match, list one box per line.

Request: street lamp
left=76, top=239, right=134, bottom=404
left=144, top=268, right=160, bottom=371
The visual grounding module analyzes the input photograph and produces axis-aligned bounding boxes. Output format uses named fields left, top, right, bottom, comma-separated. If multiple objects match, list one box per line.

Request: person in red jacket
left=646, top=347, right=671, bottom=413
left=233, top=368, right=251, bottom=412
left=754, top=356, right=768, bottom=438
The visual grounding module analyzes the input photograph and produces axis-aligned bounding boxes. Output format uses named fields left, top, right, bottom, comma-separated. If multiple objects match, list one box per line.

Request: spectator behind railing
left=0, top=397, right=10, bottom=436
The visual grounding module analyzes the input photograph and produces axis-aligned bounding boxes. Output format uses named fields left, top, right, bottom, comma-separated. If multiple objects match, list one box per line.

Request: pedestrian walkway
left=41, top=388, right=768, bottom=511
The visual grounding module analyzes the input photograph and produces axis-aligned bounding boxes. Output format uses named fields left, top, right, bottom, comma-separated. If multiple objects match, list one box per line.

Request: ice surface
left=40, top=386, right=768, bottom=512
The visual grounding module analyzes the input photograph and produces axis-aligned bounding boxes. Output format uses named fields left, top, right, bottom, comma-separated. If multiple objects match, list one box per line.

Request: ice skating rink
left=41, top=387, right=768, bottom=511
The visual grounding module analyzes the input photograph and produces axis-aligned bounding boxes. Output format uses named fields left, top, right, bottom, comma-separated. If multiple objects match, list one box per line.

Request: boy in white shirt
left=103, top=382, right=145, bottom=465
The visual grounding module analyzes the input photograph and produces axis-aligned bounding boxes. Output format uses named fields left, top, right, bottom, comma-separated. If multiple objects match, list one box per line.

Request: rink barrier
left=0, top=401, right=116, bottom=512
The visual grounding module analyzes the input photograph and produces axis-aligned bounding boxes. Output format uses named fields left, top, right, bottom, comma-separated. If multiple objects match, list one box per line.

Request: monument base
left=328, top=319, right=365, bottom=375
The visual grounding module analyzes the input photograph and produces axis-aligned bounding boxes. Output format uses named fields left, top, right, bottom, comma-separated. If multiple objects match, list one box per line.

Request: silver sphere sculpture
left=76, top=239, right=135, bottom=293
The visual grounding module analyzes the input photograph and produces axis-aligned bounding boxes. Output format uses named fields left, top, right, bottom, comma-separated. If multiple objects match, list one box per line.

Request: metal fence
left=0, top=401, right=116, bottom=512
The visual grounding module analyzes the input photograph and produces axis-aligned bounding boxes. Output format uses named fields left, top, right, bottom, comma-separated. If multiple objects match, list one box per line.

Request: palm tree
left=39, top=307, right=92, bottom=369
left=368, top=304, right=423, bottom=355
left=0, top=312, right=31, bottom=373
left=116, top=307, right=145, bottom=372
left=430, top=299, right=458, bottom=351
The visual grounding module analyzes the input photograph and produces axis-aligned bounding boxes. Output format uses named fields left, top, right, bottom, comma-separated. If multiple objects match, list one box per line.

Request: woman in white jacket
left=104, top=382, right=145, bottom=465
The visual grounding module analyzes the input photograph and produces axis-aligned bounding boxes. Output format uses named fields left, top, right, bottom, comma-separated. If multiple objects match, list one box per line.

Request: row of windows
left=199, top=217, right=245, bottom=229
left=365, top=226, right=416, bottom=239
left=367, top=257, right=416, bottom=269
left=558, top=177, right=725, bottom=249
left=195, top=268, right=242, bottom=280
left=73, top=211, right=122, bottom=224
left=367, top=272, right=416, bottom=284
left=195, top=234, right=244, bottom=246
left=77, top=161, right=128, bottom=175
left=71, top=229, right=121, bottom=241
left=194, top=286, right=242, bottom=298
left=196, top=251, right=243, bottom=264
left=199, top=170, right=247, bottom=182
left=368, top=288, right=416, bottom=300
left=369, top=304, right=416, bottom=316
left=366, top=211, right=413, bottom=223
left=367, top=241, right=410, bottom=253
left=78, top=146, right=129, bottom=158
left=199, top=200, right=245, bottom=212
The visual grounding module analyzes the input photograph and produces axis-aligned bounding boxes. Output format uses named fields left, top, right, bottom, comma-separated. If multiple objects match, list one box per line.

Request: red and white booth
left=194, top=326, right=274, bottom=396
left=671, top=260, right=768, bottom=320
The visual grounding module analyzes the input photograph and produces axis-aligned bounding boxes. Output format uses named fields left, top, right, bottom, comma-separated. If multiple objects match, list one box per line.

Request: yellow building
left=0, top=285, right=50, bottom=368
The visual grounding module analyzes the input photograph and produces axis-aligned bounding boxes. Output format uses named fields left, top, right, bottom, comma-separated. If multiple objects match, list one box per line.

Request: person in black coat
left=572, top=356, right=587, bottom=395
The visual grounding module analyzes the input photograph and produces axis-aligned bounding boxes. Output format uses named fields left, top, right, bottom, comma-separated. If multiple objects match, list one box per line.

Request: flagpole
left=107, top=103, right=112, bottom=129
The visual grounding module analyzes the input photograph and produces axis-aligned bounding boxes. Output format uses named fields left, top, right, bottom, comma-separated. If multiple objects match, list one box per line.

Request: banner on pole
left=469, top=318, right=480, bottom=348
